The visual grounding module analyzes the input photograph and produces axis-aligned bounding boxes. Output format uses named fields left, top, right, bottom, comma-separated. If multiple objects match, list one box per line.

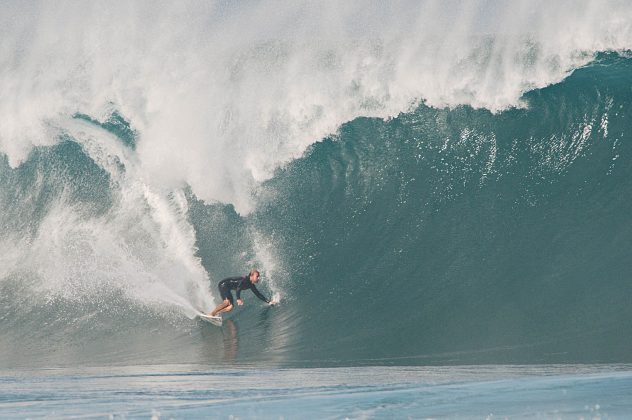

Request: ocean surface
left=1, top=0, right=632, bottom=417
left=2, top=365, right=632, bottom=419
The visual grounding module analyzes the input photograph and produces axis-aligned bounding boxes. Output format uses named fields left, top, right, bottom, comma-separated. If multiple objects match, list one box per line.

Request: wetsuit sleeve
left=250, top=284, right=270, bottom=303
left=236, top=277, right=250, bottom=299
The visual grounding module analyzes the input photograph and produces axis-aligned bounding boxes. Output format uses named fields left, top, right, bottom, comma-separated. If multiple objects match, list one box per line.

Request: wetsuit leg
left=218, top=282, right=234, bottom=305
left=211, top=283, right=234, bottom=316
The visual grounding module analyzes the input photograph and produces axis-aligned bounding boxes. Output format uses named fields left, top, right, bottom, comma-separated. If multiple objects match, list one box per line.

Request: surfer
left=209, top=269, right=276, bottom=316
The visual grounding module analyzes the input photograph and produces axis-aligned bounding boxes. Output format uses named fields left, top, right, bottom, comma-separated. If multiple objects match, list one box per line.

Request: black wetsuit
left=218, top=275, right=270, bottom=305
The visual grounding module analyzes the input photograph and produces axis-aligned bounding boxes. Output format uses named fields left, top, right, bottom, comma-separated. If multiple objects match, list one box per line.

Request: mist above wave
left=1, top=0, right=630, bottom=212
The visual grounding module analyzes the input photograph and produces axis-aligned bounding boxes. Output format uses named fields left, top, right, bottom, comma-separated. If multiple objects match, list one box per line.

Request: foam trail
left=249, top=228, right=284, bottom=304
left=0, top=117, right=214, bottom=318
left=63, top=118, right=215, bottom=315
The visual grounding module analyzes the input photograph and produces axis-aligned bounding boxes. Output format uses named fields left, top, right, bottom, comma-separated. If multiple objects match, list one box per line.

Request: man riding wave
left=209, top=269, right=276, bottom=316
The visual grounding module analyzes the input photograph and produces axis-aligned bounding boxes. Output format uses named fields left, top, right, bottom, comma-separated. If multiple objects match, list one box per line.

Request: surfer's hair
left=249, top=269, right=260, bottom=277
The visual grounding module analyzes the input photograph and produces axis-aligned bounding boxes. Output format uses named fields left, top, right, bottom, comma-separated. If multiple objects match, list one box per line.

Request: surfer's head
left=249, top=269, right=260, bottom=283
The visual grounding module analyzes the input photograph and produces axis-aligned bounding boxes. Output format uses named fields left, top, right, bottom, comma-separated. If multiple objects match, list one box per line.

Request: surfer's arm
left=250, top=284, right=271, bottom=304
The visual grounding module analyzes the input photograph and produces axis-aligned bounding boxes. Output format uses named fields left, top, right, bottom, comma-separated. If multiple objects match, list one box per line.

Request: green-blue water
left=246, top=53, right=632, bottom=365
left=1, top=52, right=631, bottom=368
left=1, top=1, right=632, bottom=417
left=2, top=365, right=632, bottom=419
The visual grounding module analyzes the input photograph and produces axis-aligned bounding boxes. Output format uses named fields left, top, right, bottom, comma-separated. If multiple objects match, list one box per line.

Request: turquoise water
left=2, top=365, right=632, bottom=418
left=246, top=53, right=632, bottom=365
left=2, top=1, right=632, bottom=417
left=4, top=53, right=631, bottom=368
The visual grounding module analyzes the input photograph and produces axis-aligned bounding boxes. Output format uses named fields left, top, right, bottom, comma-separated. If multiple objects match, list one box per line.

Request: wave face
left=252, top=53, right=632, bottom=364
left=1, top=2, right=632, bottom=367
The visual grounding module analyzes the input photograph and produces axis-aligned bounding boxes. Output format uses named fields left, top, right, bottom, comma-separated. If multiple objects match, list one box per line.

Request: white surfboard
left=198, top=313, right=223, bottom=327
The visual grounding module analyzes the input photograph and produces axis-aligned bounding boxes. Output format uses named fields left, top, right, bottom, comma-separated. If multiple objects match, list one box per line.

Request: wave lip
left=1, top=2, right=632, bottom=213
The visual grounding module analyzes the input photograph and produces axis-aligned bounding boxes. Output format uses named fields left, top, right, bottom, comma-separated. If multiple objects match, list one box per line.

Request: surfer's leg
left=212, top=288, right=235, bottom=315
left=211, top=285, right=234, bottom=316
left=210, top=299, right=230, bottom=316
left=217, top=291, right=235, bottom=314
left=216, top=303, right=234, bottom=315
